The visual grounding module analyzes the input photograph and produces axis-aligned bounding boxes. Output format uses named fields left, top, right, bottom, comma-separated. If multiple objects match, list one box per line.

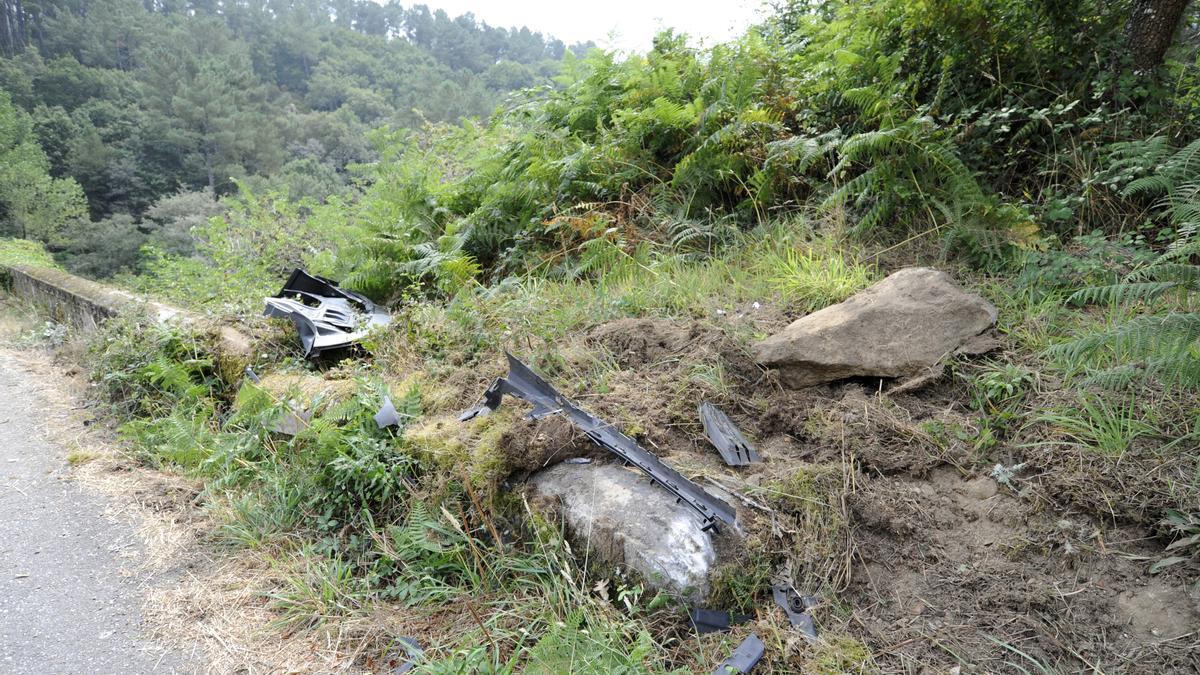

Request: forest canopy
left=0, top=0, right=593, bottom=274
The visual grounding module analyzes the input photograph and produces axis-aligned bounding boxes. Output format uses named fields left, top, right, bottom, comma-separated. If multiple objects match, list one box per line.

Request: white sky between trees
left=410, top=1, right=768, bottom=52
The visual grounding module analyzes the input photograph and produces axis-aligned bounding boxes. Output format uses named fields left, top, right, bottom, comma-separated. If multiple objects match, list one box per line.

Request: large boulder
left=529, top=462, right=716, bottom=602
left=753, top=267, right=997, bottom=388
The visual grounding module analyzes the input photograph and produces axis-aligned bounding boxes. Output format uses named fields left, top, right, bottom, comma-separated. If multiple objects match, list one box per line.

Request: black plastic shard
left=392, top=636, right=422, bottom=674
left=772, top=584, right=818, bottom=640
left=263, top=269, right=390, bottom=358
left=711, top=633, right=765, bottom=674
left=699, top=402, right=762, bottom=466
left=462, top=353, right=737, bottom=532
left=689, top=608, right=752, bottom=635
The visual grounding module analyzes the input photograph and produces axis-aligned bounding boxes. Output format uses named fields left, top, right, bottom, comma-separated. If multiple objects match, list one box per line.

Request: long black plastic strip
left=461, top=353, right=737, bottom=531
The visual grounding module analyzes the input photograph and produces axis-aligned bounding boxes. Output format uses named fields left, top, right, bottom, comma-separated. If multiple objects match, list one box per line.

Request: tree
left=0, top=90, right=87, bottom=245
left=1126, top=0, right=1192, bottom=71
left=143, top=188, right=225, bottom=256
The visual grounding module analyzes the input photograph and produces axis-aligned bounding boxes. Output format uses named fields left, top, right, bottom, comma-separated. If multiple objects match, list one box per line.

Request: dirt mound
left=587, top=317, right=760, bottom=381
left=496, top=415, right=607, bottom=474
left=509, top=316, right=1195, bottom=673
left=589, top=318, right=717, bottom=368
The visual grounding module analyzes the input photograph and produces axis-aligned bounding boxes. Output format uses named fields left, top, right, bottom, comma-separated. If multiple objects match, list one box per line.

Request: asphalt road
left=0, top=355, right=185, bottom=674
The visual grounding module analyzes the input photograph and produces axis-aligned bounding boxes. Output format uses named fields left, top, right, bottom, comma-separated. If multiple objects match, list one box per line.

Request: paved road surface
left=0, top=355, right=185, bottom=674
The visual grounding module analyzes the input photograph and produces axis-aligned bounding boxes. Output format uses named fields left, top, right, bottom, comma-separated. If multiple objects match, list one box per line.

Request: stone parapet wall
left=1, top=263, right=251, bottom=383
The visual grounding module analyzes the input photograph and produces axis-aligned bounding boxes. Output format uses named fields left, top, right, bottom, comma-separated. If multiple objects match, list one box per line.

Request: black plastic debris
left=711, top=633, right=765, bottom=674
left=462, top=353, right=737, bottom=532
left=374, top=395, right=402, bottom=429
left=772, top=584, right=818, bottom=640
left=699, top=402, right=762, bottom=466
left=393, top=636, right=422, bottom=674
left=689, top=608, right=752, bottom=635
left=263, top=269, right=390, bottom=358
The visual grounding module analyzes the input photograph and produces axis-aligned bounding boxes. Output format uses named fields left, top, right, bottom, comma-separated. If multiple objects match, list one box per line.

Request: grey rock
left=753, top=267, right=998, bottom=388
left=529, top=462, right=716, bottom=602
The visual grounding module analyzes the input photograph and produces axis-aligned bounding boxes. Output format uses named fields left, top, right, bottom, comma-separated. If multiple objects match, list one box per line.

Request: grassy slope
left=52, top=213, right=1195, bottom=672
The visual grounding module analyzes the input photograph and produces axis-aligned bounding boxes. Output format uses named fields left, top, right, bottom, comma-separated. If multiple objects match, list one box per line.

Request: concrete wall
left=1, top=263, right=251, bottom=383
left=1, top=264, right=187, bottom=331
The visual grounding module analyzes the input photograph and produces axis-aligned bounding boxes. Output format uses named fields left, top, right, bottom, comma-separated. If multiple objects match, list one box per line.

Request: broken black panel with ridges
left=461, top=353, right=737, bottom=531
left=711, top=633, right=765, bottom=674
left=699, top=401, right=762, bottom=466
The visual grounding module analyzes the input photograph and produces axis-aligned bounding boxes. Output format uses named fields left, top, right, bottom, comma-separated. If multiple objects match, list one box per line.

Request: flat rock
left=753, top=267, right=997, bottom=388
left=529, top=462, right=716, bottom=602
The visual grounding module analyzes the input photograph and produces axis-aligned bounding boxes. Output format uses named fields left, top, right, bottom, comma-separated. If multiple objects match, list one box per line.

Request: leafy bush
left=90, top=316, right=220, bottom=421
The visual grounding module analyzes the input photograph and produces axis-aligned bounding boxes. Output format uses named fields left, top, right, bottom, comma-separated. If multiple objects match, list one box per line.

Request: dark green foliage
left=0, top=89, right=88, bottom=245
left=1053, top=140, right=1200, bottom=389
left=325, top=1, right=1199, bottom=298
left=0, top=0, right=588, bottom=276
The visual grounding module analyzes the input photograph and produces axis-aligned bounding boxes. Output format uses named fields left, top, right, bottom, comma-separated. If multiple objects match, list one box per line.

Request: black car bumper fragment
left=461, top=352, right=737, bottom=532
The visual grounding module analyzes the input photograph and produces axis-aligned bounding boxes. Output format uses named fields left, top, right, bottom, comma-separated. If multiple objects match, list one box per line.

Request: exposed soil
left=544, top=315, right=1200, bottom=672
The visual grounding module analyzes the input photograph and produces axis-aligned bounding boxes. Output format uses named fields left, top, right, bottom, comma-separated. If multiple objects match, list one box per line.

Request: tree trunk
left=1, top=2, right=12, bottom=57
left=204, top=146, right=215, bottom=193
left=1127, top=0, right=1192, bottom=71
left=13, top=0, right=25, bottom=50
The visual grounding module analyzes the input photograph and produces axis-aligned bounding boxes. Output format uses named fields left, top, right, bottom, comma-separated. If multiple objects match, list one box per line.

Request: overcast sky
left=413, top=1, right=768, bottom=52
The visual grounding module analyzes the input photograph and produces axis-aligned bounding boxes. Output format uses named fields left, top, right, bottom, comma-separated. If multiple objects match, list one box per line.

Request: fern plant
left=1052, top=140, right=1200, bottom=389
left=823, top=115, right=1034, bottom=265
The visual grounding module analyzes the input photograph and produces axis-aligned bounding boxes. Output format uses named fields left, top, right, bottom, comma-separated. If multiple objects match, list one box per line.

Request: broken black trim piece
left=263, top=269, right=390, bottom=358
left=392, top=636, right=422, bottom=674
left=711, top=633, right=765, bottom=674
left=700, top=402, right=762, bottom=466
left=689, top=608, right=752, bottom=635
left=772, top=584, right=818, bottom=640
left=462, top=353, right=737, bottom=531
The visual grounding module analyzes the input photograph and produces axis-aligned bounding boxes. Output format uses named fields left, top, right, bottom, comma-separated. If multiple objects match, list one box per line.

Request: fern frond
left=1052, top=312, right=1200, bottom=364
left=1068, top=281, right=1183, bottom=306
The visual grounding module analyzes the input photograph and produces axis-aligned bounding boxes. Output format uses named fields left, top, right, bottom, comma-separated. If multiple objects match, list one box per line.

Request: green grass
left=1028, top=393, right=1161, bottom=456
left=761, top=238, right=876, bottom=312
left=0, top=238, right=60, bottom=270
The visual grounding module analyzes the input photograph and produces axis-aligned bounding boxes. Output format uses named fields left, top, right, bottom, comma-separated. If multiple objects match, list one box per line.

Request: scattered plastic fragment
left=772, top=584, right=818, bottom=640
left=462, top=353, right=736, bottom=531
left=711, top=633, right=765, bottom=674
left=699, top=402, right=762, bottom=466
left=689, top=608, right=751, bottom=634
left=564, top=457, right=592, bottom=464
left=244, top=366, right=261, bottom=384
left=393, top=636, right=422, bottom=674
left=374, top=395, right=402, bottom=429
left=271, top=401, right=312, bottom=436
left=263, top=269, right=390, bottom=358
left=989, top=461, right=1026, bottom=488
